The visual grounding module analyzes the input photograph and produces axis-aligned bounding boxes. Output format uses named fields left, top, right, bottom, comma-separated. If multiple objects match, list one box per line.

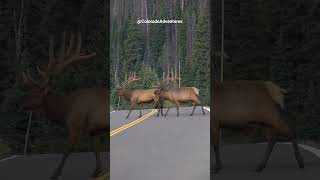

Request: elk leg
left=278, top=124, right=304, bottom=169
left=156, top=102, right=161, bottom=116
left=212, top=128, right=222, bottom=174
left=139, top=103, right=143, bottom=118
left=201, top=104, right=205, bottom=115
left=156, top=107, right=161, bottom=116
left=165, top=106, right=171, bottom=116
left=195, top=99, right=205, bottom=115
left=160, top=102, right=164, bottom=116
left=290, top=137, right=304, bottom=168
left=50, top=134, right=78, bottom=179
left=190, top=102, right=197, bottom=116
left=176, top=102, right=180, bottom=117
left=92, top=136, right=103, bottom=177
left=126, top=103, right=135, bottom=119
left=256, top=132, right=277, bottom=172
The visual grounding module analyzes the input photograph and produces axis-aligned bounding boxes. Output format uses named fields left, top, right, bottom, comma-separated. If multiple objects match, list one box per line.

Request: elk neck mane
left=43, top=93, right=70, bottom=124
left=123, top=89, right=133, bottom=101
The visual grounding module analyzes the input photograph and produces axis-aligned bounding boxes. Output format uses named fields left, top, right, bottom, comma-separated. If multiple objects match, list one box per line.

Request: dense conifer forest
left=110, top=0, right=210, bottom=109
left=0, top=0, right=107, bottom=157
left=215, top=0, right=320, bottom=141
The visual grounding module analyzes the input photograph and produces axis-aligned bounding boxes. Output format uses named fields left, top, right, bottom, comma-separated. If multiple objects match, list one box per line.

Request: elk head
left=154, top=67, right=180, bottom=102
left=21, top=69, right=50, bottom=110
left=22, top=32, right=96, bottom=111
left=116, top=72, right=140, bottom=96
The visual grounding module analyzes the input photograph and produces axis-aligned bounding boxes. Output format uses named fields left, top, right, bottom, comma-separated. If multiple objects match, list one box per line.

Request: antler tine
left=22, top=72, right=34, bottom=87
left=76, top=32, right=82, bottom=54
left=48, top=36, right=55, bottom=72
left=175, top=66, right=178, bottom=79
left=22, top=71, right=42, bottom=87
left=134, top=72, right=140, bottom=80
left=57, top=31, right=66, bottom=63
left=125, top=72, right=140, bottom=85
left=65, top=33, right=75, bottom=57
left=36, top=66, right=47, bottom=78
left=48, top=31, right=96, bottom=75
left=168, top=66, right=179, bottom=81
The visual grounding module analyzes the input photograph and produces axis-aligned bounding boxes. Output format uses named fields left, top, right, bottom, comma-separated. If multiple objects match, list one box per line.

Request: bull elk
left=211, top=80, right=304, bottom=174
left=154, top=69, right=205, bottom=117
left=116, top=72, right=160, bottom=118
left=21, top=32, right=108, bottom=179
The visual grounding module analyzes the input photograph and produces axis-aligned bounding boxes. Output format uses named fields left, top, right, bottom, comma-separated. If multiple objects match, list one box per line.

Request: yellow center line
left=110, top=109, right=158, bottom=137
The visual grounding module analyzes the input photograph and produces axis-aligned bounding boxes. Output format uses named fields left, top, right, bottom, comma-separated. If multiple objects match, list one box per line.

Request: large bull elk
left=211, top=80, right=304, bottom=174
left=21, top=32, right=108, bottom=179
left=154, top=69, right=205, bottom=117
left=116, top=72, right=159, bottom=118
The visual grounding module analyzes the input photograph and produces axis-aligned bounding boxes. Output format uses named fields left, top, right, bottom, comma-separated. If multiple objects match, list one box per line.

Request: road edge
left=207, top=106, right=320, bottom=159
left=0, top=155, right=20, bottom=163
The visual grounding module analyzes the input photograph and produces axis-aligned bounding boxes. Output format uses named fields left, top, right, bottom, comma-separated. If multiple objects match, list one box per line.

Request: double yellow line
left=110, top=109, right=158, bottom=137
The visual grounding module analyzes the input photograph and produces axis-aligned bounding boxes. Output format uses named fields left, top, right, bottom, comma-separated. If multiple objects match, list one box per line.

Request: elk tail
left=263, top=81, right=287, bottom=109
left=192, top=87, right=200, bottom=96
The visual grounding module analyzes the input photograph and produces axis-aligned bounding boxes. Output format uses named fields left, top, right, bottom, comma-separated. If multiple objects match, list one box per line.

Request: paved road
left=110, top=107, right=320, bottom=180
left=110, top=107, right=210, bottom=180
left=1, top=107, right=319, bottom=180
left=212, top=143, right=320, bottom=180
left=0, top=152, right=108, bottom=180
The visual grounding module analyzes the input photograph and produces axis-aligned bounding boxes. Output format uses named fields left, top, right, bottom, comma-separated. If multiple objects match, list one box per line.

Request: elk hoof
left=255, top=164, right=265, bottom=172
left=189, top=114, right=193, bottom=116
left=298, top=160, right=305, bottom=169
left=50, top=173, right=60, bottom=180
left=211, top=166, right=221, bottom=174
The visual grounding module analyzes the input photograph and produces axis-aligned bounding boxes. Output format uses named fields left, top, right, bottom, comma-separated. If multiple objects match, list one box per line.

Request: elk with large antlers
left=154, top=68, right=205, bottom=117
left=21, top=32, right=108, bottom=179
left=117, top=72, right=160, bottom=118
left=211, top=80, right=304, bottom=174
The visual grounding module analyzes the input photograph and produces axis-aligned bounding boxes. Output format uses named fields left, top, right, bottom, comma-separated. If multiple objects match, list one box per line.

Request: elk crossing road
left=110, top=107, right=210, bottom=180
left=1, top=108, right=319, bottom=180
left=110, top=107, right=320, bottom=180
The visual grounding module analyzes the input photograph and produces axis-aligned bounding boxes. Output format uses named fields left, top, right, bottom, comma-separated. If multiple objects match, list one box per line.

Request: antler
left=21, top=68, right=50, bottom=88
left=46, top=32, right=96, bottom=76
left=22, top=31, right=96, bottom=88
left=157, top=65, right=181, bottom=90
left=120, top=72, right=140, bottom=88
left=162, top=65, right=180, bottom=83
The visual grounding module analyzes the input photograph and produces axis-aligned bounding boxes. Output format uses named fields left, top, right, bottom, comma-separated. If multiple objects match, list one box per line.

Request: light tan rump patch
left=263, top=81, right=287, bottom=109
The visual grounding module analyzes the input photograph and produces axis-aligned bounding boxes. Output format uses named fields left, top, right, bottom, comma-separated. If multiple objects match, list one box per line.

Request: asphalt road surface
left=110, top=107, right=210, bottom=180
left=0, top=152, right=108, bottom=180
left=110, top=107, right=320, bottom=180
left=212, top=143, right=320, bottom=180
left=1, top=107, right=319, bottom=180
